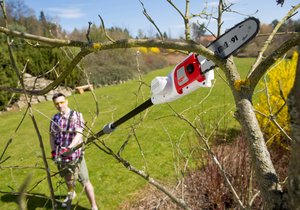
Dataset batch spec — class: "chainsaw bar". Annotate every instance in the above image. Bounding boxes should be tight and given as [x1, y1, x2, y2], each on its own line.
[198, 17, 260, 73]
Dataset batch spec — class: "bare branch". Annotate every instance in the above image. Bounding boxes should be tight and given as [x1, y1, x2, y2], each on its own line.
[171, 109, 246, 209]
[0, 26, 85, 47]
[132, 127, 149, 173]
[86, 21, 93, 42]
[166, 0, 185, 19]
[216, 0, 224, 37]
[248, 3, 300, 78]
[0, 139, 12, 164]
[3, 11, 57, 207]
[117, 153, 192, 210]
[98, 15, 116, 43]
[256, 31, 299, 37]
[139, 0, 163, 40]
[18, 174, 32, 210]
[287, 46, 300, 209]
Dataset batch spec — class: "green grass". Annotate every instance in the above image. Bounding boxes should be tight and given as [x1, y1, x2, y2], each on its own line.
[0, 57, 255, 209]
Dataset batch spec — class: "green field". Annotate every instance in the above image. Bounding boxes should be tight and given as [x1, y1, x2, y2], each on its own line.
[0, 57, 255, 209]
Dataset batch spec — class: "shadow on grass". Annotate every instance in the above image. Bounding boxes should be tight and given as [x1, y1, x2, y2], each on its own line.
[1, 193, 89, 210]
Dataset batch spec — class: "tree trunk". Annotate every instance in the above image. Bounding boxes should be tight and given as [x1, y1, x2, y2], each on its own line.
[224, 58, 283, 209]
[235, 94, 284, 209]
[287, 47, 300, 209]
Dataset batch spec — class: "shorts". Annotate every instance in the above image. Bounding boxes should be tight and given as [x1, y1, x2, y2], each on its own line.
[58, 156, 90, 184]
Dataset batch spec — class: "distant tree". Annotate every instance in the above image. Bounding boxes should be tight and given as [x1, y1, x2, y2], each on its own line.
[137, 29, 146, 39]
[38, 11, 46, 23]
[163, 32, 168, 40]
[6, 0, 34, 20]
[271, 19, 279, 28]
[293, 19, 300, 32]
[191, 22, 206, 41]
[38, 11, 48, 36]
[271, 18, 299, 32]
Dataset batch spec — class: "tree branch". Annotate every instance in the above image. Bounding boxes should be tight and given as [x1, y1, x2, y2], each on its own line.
[248, 32, 300, 92]
[139, 0, 163, 39]
[248, 3, 300, 77]
[287, 46, 300, 209]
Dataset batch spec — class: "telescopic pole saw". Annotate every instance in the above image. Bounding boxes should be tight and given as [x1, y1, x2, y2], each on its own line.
[71, 17, 260, 152]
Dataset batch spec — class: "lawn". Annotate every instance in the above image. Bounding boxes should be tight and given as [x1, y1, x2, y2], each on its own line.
[0, 57, 255, 209]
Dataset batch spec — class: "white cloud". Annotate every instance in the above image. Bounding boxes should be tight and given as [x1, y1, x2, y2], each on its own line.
[47, 8, 84, 19]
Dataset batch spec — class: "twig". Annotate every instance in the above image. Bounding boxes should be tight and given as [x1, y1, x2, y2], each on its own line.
[117, 132, 132, 156]
[98, 15, 116, 43]
[171, 107, 246, 209]
[132, 127, 149, 173]
[248, 3, 300, 77]
[86, 21, 93, 42]
[256, 31, 299, 37]
[0, 139, 12, 164]
[0, 165, 45, 170]
[139, 0, 163, 40]
[115, 153, 192, 209]
[18, 174, 32, 210]
[160, 121, 182, 179]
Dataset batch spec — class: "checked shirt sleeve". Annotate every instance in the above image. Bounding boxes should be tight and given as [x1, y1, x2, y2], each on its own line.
[74, 112, 85, 133]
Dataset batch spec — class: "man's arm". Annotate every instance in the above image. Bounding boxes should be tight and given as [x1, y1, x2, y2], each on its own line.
[68, 112, 84, 150]
[50, 133, 56, 151]
[49, 121, 57, 159]
[67, 131, 82, 149]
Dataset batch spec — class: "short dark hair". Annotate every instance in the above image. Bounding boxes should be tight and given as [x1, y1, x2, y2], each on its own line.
[52, 92, 66, 101]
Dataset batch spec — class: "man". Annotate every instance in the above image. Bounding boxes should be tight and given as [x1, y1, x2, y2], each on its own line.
[50, 92, 98, 210]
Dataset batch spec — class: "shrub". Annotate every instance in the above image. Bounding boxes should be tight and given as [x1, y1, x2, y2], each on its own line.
[138, 47, 148, 54]
[137, 47, 160, 54]
[0, 42, 18, 110]
[83, 48, 168, 86]
[149, 47, 160, 54]
[183, 133, 289, 209]
[184, 137, 262, 209]
[255, 51, 298, 147]
[121, 135, 274, 209]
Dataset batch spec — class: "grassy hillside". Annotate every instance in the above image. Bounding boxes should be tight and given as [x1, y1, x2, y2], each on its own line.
[0, 57, 255, 209]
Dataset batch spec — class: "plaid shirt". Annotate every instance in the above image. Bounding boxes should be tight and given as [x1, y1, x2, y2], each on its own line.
[50, 110, 84, 162]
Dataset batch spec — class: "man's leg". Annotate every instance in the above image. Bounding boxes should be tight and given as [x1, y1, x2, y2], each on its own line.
[60, 165, 77, 208]
[78, 157, 98, 209]
[84, 181, 98, 209]
[65, 173, 76, 192]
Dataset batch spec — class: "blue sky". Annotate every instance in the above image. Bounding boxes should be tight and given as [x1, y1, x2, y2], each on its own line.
[22, 0, 300, 38]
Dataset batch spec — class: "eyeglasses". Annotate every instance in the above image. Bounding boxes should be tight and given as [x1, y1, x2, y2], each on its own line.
[54, 101, 66, 106]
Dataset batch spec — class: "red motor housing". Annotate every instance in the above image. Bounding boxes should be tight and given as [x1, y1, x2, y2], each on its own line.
[173, 53, 205, 94]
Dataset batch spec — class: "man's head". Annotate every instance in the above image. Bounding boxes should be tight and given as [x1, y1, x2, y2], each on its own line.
[52, 93, 69, 113]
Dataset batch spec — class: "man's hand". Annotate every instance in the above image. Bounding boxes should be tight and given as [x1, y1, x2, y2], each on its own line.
[59, 147, 70, 156]
[51, 151, 56, 160]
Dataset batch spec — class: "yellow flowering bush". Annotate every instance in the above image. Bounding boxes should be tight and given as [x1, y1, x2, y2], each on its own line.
[137, 47, 160, 54]
[149, 47, 160, 54]
[255, 51, 298, 148]
[138, 47, 148, 54]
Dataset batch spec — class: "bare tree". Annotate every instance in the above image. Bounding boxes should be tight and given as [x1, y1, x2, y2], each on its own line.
[0, 0, 300, 209]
